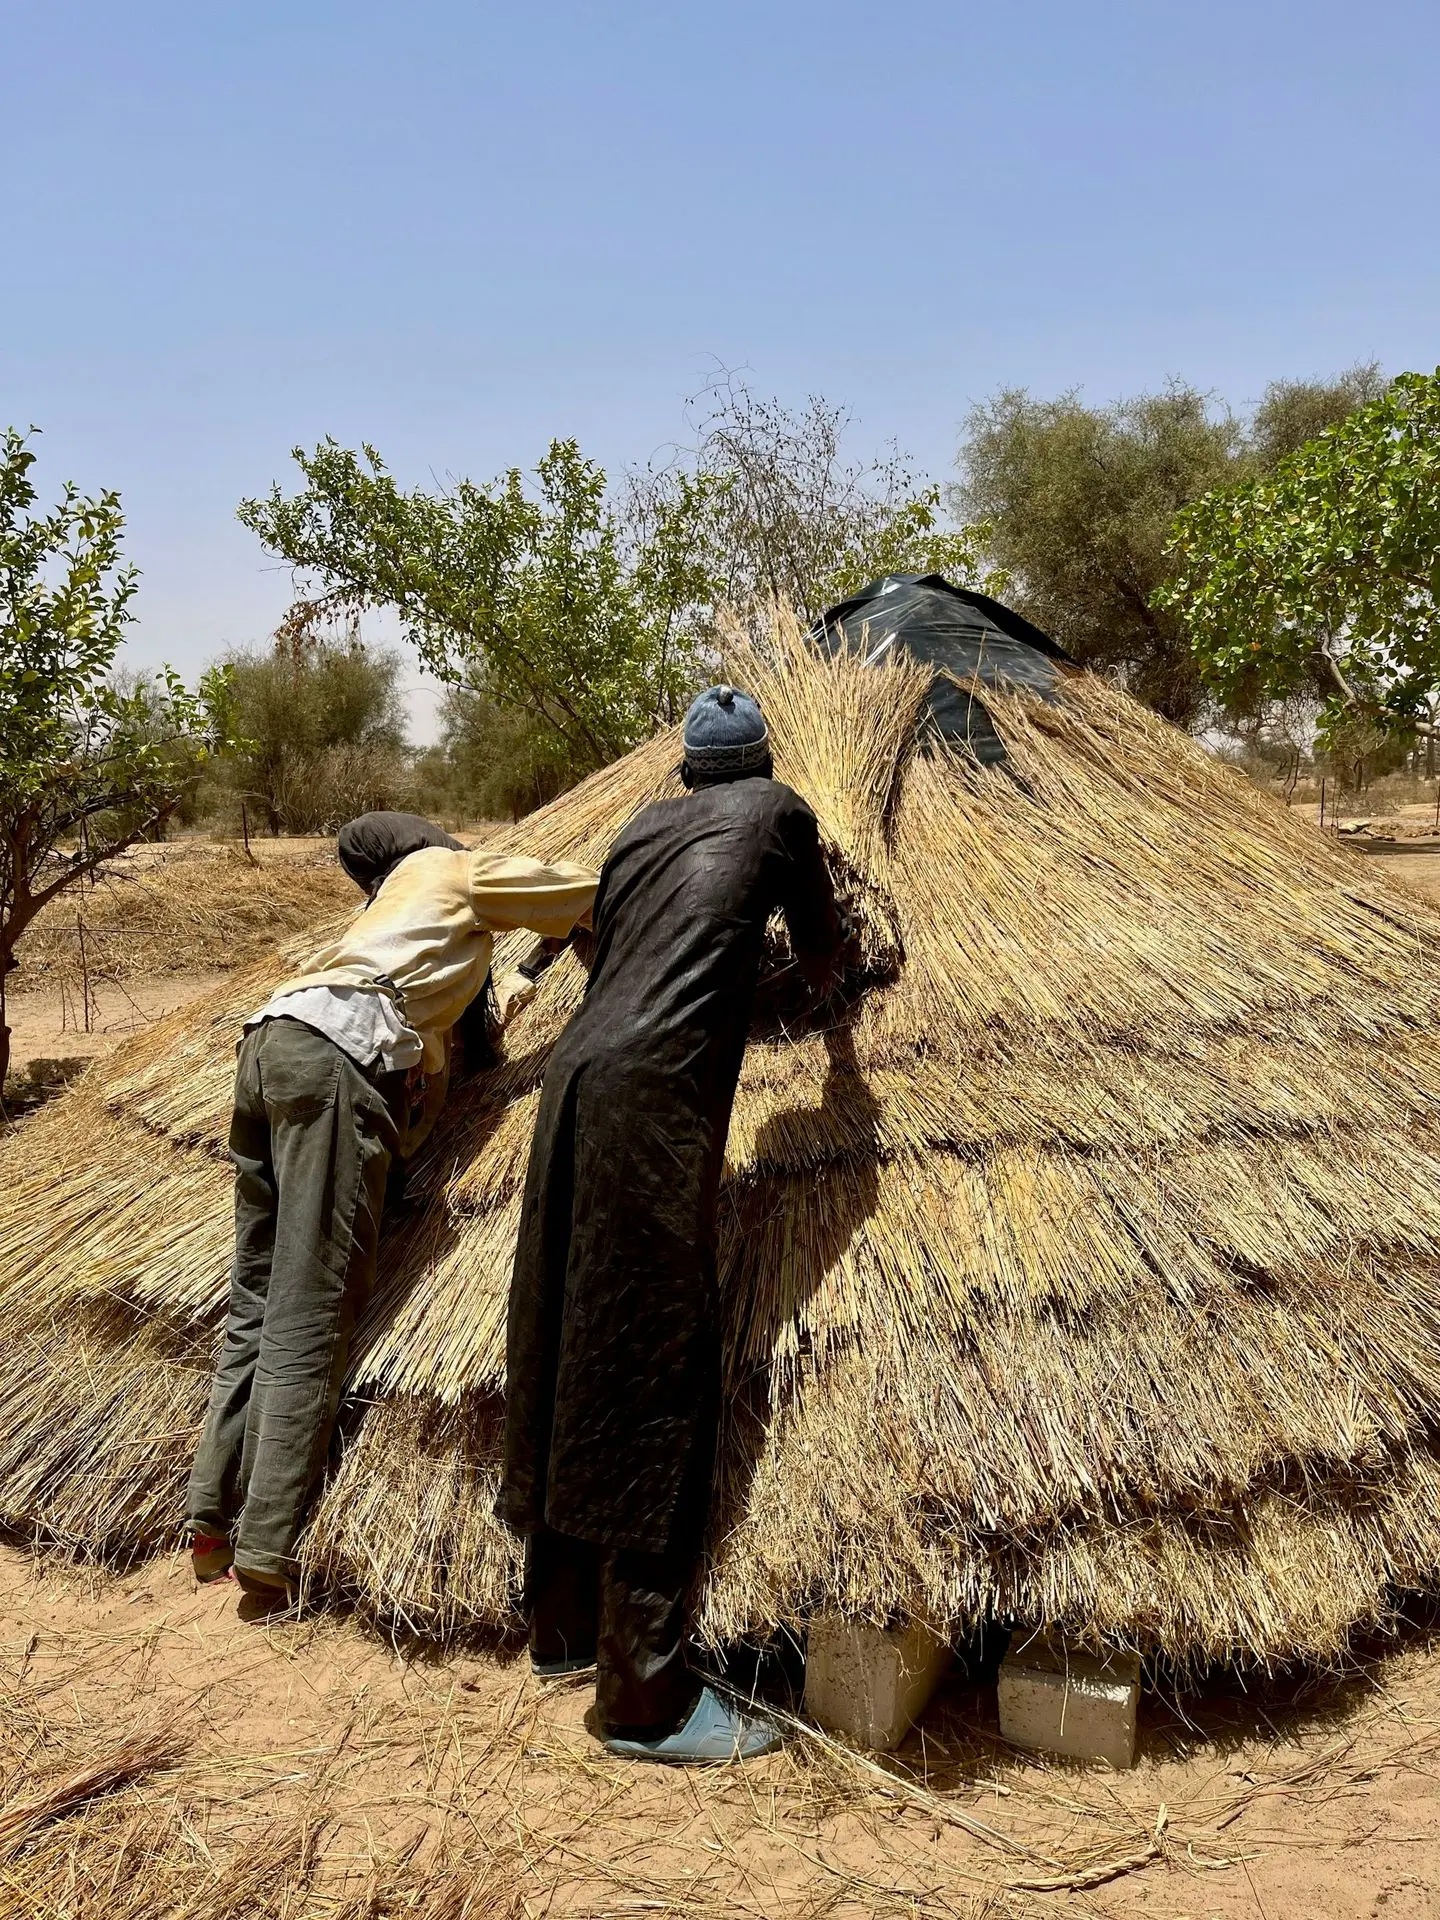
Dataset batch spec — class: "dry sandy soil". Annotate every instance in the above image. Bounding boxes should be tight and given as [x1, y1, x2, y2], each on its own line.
[5, 1545, 1440, 1917]
[7, 827, 1440, 1915]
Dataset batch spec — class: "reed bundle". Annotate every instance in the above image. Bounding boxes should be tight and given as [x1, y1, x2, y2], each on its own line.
[6, 607, 1440, 1667]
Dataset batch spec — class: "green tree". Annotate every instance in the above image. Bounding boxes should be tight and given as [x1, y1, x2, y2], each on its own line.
[410, 686, 571, 824]
[0, 427, 235, 1095]
[1157, 369, 1440, 749]
[218, 625, 409, 834]
[956, 370, 1388, 727]
[1249, 363, 1389, 467]
[239, 439, 721, 781]
[956, 385, 1242, 725]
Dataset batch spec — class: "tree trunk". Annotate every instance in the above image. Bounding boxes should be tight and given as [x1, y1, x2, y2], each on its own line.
[0, 947, 9, 1100]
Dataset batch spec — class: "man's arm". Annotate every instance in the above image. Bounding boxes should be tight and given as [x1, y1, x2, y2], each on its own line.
[776, 801, 847, 999]
[467, 850, 599, 939]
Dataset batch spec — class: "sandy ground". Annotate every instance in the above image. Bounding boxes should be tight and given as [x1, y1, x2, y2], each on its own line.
[6, 1545, 1440, 1917]
[3, 972, 233, 1081]
[1355, 846, 1440, 910]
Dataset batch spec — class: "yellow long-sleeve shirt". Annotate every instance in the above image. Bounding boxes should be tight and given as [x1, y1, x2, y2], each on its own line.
[264, 845, 597, 1072]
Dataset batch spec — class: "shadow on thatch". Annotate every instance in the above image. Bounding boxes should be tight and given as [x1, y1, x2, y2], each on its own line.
[350, 1045, 550, 1367]
[712, 1018, 882, 1563]
[0, 1055, 91, 1125]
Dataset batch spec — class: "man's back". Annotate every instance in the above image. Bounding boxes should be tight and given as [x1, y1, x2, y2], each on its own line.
[562, 778, 839, 1106]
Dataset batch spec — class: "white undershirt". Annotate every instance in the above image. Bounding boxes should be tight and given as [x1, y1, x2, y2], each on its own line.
[245, 983, 424, 1072]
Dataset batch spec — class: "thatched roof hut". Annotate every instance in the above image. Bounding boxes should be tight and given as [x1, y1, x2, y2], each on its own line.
[6, 579, 1440, 1669]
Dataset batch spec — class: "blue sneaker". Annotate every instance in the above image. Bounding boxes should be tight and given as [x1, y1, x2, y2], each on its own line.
[604, 1687, 783, 1764]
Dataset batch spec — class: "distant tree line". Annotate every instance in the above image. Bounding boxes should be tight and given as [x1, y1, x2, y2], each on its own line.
[9, 366, 1436, 1096]
[232, 360, 1426, 822]
[9, 355, 1440, 883]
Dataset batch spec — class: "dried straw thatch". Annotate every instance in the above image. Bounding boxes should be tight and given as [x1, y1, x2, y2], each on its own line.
[7, 600, 1440, 1668]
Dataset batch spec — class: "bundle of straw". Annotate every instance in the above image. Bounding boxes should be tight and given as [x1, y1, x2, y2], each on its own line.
[8, 606, 1440, 1667]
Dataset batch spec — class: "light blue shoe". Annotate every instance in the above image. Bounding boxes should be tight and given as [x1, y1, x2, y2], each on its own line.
[604, 1686, 783, 1764]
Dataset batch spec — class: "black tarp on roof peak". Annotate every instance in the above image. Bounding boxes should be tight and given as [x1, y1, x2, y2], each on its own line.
[811, 573, 1077, 765]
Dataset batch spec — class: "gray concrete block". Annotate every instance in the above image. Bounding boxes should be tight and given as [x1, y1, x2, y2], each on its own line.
[804, 1614, 952, 1751]
[997, 1631, 1140, 1768]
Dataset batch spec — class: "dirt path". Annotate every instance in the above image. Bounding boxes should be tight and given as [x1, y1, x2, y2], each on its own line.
[4, 1546, 1440, 1916]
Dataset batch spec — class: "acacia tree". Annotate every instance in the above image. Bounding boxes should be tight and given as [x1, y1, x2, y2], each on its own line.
[956, 385, 1243, 726]
[219, 628, 409, 834]
[1157, 370, 1440, 748]
[0, 428, 235, 1096]
[239, 438, 722, 779]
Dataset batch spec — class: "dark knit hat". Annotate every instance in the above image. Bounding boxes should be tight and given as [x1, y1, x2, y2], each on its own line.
[682, 683, 770, 775]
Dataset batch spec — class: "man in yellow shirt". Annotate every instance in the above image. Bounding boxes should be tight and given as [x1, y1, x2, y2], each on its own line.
[187, 812, 596, 1607]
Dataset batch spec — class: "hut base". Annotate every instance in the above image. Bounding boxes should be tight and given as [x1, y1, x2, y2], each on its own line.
[803, 1614, 952, 1751]
[998, 1632, 1140, 1768]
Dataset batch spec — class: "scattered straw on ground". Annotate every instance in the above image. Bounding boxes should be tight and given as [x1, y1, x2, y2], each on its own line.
[5, 1548, 1440, 1918]
[10, 838, 354, 995]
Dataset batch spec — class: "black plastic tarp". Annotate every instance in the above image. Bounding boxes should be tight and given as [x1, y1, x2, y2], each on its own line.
[811, 574, 1076, 765]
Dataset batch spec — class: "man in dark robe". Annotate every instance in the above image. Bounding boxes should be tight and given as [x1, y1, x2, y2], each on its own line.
[502, 684, 846, 1762]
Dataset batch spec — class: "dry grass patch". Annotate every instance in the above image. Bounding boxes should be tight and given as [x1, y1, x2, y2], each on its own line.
[11, 840, 354, 994]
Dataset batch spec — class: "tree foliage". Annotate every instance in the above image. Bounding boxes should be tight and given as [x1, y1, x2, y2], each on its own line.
[216, 624, 410, 834]
[1158, 369, 1440, 746]
[239, 387, 990, 802]
[956, 386, 1243, 725]
[956, 369, 1388, 728]
[0, 427, 235, 1093]
[1248, 363, 1389, 468]
[668, 373, 994, 627]
[411, 687, 571, 825]
[239, 439, 720, 778]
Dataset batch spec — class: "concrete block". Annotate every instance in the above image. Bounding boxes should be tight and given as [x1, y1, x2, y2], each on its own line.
[804, 1614, 952, 1751]
[997, 1631, 1140, 1769]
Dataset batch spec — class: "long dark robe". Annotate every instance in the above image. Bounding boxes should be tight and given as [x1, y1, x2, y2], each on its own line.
[501, 777, 844, 1554]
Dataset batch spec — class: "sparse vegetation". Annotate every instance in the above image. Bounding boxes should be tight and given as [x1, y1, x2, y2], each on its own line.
[212, 623, 410, 835]
[0, 428, 237, 1094]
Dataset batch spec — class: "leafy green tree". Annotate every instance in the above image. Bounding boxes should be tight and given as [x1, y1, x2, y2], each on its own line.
[0, 427, 235, 1094]
[218, 626, 409, 834]
[1157, 369, 1440, 748]
[239, 439, 721, 780]
[956, 371, 1389, 728]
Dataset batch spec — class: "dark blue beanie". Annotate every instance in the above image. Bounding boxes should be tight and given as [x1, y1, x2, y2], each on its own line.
[682, 684, 770, 774]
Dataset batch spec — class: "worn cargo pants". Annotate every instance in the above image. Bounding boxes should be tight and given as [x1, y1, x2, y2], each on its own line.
[186, 1017, 399, 1582]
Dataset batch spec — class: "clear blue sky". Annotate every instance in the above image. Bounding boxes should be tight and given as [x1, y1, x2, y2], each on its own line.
[4, 0, 1437, 736]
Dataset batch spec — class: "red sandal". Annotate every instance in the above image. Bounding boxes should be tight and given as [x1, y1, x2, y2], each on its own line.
[190, 1533, 235, 1583]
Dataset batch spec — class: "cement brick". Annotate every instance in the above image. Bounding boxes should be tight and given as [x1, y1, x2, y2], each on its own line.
[804, 1615, 952, 1751]
[997, 1632, 1140, 1768]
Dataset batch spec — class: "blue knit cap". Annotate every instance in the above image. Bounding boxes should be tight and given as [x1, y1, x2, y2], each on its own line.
[682, 683, 770, 774]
